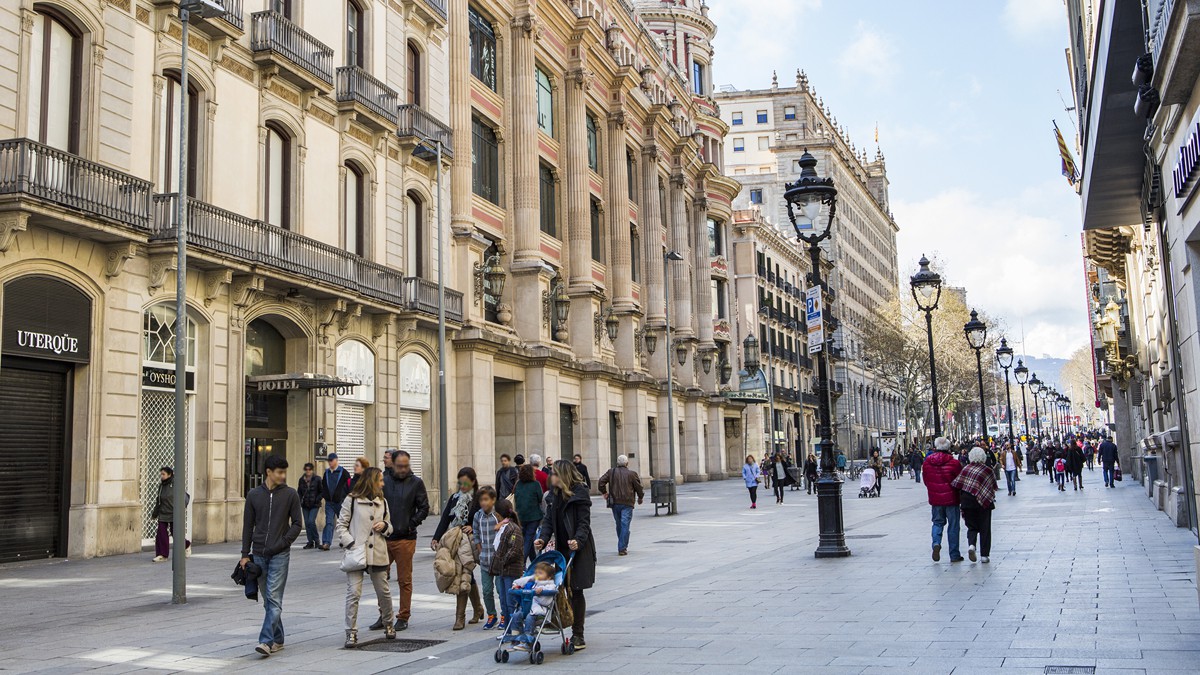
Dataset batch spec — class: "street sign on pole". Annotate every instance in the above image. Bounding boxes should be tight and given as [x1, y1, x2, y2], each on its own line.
[806, 286, 824, 353]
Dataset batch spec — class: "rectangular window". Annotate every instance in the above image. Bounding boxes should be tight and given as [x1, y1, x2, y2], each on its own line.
[711, 279, 727, 319]
[731, 111, 743, 126]
[590, 199, 603, 261]
[692, 61, 705, 96]
[749, 189, 762, 204]
[626, 149, 638, 204]
[468, 6, 497, 91]
[707, 217, 723, 257]
[586, 114, 599, 172]
[630, 224, 641, 283]
[756, 110, 768, 124]
[28, 11, 81, 153]
[734, 168, 746, 175]
[472, 115, 499, 204]
[346, 1, 363, 67]
[539, 162, 556, 236]
[784, 106, 796, 120]
[732, 138, 744, 152]
[758, 136, 769, 150]
[536, 67, 553, 136]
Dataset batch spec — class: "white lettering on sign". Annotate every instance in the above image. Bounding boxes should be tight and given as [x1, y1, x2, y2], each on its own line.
[399, 353, 431, 410]
[336, 340, 376, 404]
[15, 330, 79, 355]
[148, 370, 176, 385]
[1174, 121, 1200, 199]
[258, 379, 299, 391]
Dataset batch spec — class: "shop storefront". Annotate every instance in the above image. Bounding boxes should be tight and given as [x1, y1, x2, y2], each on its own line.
[335, 340, 375, 463]
[398, 353, 431, 478]
[0, 275, 91, 563]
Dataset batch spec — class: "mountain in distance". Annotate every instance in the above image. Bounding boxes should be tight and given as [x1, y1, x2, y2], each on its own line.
[1016, 354, 1068, 391]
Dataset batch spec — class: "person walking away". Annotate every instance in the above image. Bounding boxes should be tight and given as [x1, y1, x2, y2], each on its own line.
[151, 467, 190, 562]
[432, 467, 484, 630]
[760, 456, 771, 491]
[951, 447, 998, 563]
[514, 464, 544, 564]
[803, 452, 819, 494]
[496, 454, 518, 500]
[472, 486, 501, 629]
[910, 447, 923, 483]
[297, 463, 323, 550]
[1054, 453, 1067, 491]
[573, 454, 592, 488]
[768, 452, 795, 503]
[534, 460, 595, 652]
[321, 454, 352, 551]
[923, 437, 964, 563]
[240, 454, 302, 657]
[490, 499, 524, 630]
[1098, 436, 1119, 487]
[835, 450, 848, 475]
[1068, 442, 1085, 491]
[1000, 443, 1021, 496]
[1085, 440, 1095, 470]
[597, 454, 644, 555]
[742, 455, 762, 508]
[869, 450, 885, 496]
[528, 454, 549, 492]
[374, 449, 428, 633]
[335, 467, 396, 647]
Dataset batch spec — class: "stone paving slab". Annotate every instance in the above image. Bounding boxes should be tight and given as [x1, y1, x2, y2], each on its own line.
[1, 469, 1199, 673]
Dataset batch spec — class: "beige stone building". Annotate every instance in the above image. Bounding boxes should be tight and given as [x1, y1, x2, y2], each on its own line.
[0, 0, 455, 562]
[715, 71, 902, 459]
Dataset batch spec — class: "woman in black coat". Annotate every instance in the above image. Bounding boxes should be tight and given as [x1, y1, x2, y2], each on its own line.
[535, 459, 595, 652]
[430, 467, 484, 627]
[766, 452, 796, 503]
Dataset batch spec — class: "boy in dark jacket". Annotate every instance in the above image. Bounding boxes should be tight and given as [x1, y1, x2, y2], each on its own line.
[240, 454, 301, 657]
[491, 499, 525, 625]
[297, 463, 323, 549]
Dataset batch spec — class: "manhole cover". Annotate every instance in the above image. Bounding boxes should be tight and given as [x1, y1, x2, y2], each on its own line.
[654, 540, 694, 544]
[356, 638, 446, 653]
[1044, 667, 1095, 674]
[845, 534, 886, 539]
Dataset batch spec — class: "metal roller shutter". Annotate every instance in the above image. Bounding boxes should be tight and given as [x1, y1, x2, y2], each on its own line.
[0, 364, 68, 563]
[335, 401, 366, 463]
[399, 409, 423, 478]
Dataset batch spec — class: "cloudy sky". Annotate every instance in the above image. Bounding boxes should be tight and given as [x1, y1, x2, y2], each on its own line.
[709, 0, 1088, 359]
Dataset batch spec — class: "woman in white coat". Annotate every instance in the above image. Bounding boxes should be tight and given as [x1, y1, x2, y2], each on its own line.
[335, 466, 395, 647]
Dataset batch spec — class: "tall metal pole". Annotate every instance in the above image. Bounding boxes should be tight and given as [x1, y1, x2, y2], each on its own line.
[1019, 383, 1032, 471]
[809, 240, 849, 558]
[1033, 393, 1044, 445]
[1002, 367, 1014, 442]
[171, 6, 190, 606]
[663, 252, 677, 513]
[763, 309, 776, 460]
[436, 142, 449, 506]
[922, 310, 942, 438]
[974, 349, 987, 441]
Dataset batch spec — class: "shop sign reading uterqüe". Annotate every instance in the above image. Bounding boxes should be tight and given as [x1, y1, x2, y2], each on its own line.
[2, 276, 92, 364]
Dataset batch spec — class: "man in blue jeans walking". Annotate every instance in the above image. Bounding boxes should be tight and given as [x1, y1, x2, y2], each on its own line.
[320, 453, 351, 551]
[922, 437, 963, 563]
[597, 455, 644, 556]
[240, 454, 302, 657]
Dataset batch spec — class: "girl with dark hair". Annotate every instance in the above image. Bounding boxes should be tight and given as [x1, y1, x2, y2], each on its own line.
[432, 467, 484, 630]
[151, 467, 190, 562]
[534, 460, 595, 652]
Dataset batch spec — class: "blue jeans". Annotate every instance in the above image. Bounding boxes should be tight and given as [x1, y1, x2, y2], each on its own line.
[252, 551, 290, 646]
[1005, 469, 1017, 494]
[498, 575, 516, 617]
[323, 502, 340, 546]
[302, 507, 320, 546]
[913, 466, 922, 483]
[522, 522, 539, 564]
[1103, 466, 1115, 485]
[509, 607, 540, 640]
[930, 505, 961, 560]
[611, 504, 633, 553]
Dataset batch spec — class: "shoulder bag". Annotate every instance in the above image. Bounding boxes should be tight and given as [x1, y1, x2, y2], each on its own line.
[339, 499, 367, 573]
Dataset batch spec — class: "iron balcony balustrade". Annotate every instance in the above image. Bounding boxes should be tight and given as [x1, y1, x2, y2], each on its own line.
[337, 66, 400, 131]
[250, 10, 335, 92]
[153, 0, 244, 38]
[397, 104, 454, 160]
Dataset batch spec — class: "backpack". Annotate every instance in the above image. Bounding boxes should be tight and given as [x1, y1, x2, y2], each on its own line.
[1054, 458, 1066, 473]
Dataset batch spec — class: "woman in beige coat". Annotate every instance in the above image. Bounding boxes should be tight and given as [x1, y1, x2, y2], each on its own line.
[335, 467, 395, 647]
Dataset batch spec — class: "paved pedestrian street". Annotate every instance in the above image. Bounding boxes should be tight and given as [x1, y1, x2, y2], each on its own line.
[1, 472, 1198, 675]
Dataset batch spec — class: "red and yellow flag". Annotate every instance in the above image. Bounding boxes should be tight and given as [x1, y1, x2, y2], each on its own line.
[1054, 121, 1078, 186]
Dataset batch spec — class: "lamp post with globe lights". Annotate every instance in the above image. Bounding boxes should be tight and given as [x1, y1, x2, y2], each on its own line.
[995, 338, 1016, 443]
[1014, 358, 1034, 470]
[1029, 373, 1044, 444]
[909, 256, 944, 438]
[963, 310, 989, 442]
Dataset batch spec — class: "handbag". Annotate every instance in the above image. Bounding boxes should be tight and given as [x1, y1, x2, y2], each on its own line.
[339, 498, 386, 573]
[1114, 466, 1123, 482]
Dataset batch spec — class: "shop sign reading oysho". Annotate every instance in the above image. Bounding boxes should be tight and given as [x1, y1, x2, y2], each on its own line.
[2, 276, 92, 364]
[336, 340, 375, 404]
[399, 353, 431, 411]
[142, 365, 196, 392]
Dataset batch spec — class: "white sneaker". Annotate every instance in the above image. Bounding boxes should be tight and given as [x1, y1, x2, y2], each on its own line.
[968, 545, 977, 562]
[255, 643, 272, 657]
[185, 548, 191, 558]
[981, 556, 990, 563]
[152, 556, 167, 563]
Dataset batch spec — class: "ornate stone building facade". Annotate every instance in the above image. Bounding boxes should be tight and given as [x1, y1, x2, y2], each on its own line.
[715, 71, 902, 458]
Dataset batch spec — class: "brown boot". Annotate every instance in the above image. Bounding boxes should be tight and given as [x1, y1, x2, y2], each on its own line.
[453, 592, 467, 631]
[468, 583, 484, 624]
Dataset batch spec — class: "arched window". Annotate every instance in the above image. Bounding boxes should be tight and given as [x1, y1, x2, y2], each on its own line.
[264, 123, 291, 229]
[344, 162, 366, 256]
[143, 304, 197, 367]
[26, 7, 81, 152]
[406, 41, 421, 106]
[406, 190, 425, 277]
[158, 72, 199, 196]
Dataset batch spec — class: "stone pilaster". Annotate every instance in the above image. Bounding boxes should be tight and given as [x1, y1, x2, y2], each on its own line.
[565, 68, 591, 289]
[508, 11, 543, 343]
[683, 399, 705, 481]
[640, 144, 665, 324]
[668, 173, 693, 338]
[447, 0, 472, 235]
[607, 111, 632, 308]
[707, 403, 726, 480]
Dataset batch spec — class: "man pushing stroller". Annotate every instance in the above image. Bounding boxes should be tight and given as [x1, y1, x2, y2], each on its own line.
[507, 562, 558, 649]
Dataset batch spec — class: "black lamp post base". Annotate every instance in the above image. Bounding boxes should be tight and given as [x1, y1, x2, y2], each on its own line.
[814, 473, 852, 558]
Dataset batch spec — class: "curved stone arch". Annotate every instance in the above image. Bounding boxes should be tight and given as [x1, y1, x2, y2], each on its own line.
[334, 332, 377, 357]
[244, 302, 315, 341]
[30, 0, 105, 42]
[340, 144, 377, 179]
[260, 104, 307, 149]
[396, 337, 438, 368]
[139, 297, 213, 328]
[154, 54, 218, 101]
[0, 257, 104, 304]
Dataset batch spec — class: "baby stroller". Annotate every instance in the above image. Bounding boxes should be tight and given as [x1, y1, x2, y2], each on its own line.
[494, 550, 575, 665]
[858, 466, 879, 498]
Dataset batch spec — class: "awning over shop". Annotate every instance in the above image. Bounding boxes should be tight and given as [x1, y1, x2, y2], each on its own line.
[726, 370, 769, 404]
[248, 373, 361, 397]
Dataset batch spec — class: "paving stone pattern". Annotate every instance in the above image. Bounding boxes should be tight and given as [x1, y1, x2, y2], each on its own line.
[0, 469, 1198, 674]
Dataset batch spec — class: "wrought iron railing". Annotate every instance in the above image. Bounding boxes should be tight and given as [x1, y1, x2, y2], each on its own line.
[0, 138, 153, 230]
[151, 194, 462, 321]
[1152, 0, 1176, 67]
[398, 104, 455, 157]
[250, 11, 334, 86]
[336, 66, 399, 125]
[420, 0, 448, 19]
[213, 0, 244, 30]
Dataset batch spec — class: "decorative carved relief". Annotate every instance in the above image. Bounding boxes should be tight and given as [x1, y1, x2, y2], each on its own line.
[338, 303, 363, 334]
[231, 274, 265, 308]
[203, 269, 232, 307]
[0, 212, 29, 253]
[147, 254, 177, 294]
[104, 242, 138, 279]
[371, 313, 395, 343]
[315, 298, 348, 344]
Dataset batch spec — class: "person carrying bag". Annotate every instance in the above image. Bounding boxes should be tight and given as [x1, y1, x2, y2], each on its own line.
[334, 467, 396, 647]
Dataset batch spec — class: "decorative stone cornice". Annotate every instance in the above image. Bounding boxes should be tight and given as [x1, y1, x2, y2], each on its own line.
[203, 269, 232, 307]
[104, 242, 138, 279]
[315, 298, 348, 344]
[230, 274, 265, 308]
[0, 212, 29, 253]
[147, 254, 177, 294]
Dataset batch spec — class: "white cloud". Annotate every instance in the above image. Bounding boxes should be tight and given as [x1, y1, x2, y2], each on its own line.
[838, 22, 895, 82]
[709, 0, 822, 89]
[1003, 0, 1064, 37]
[892, 182, 1090, 359]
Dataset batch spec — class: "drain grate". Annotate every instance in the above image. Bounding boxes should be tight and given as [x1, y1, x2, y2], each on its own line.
[356, 638, 446, 653]
[654, 540, 694, 544]
[1044, 667, 1095, 674]
[845, 534, 887, 539]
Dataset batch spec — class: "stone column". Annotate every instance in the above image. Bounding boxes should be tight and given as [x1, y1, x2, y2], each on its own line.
[668, 173, 693, 337]
[707, 402, 726, 480]
[683, 398, 704, 481]
[692, 194, 716, 391]
[565, 69, 597, 358]
[507, 11, 543, 343]
[607, 112, 632, 307]
[447, 0, 472, 234]
[641, 145, 665, 324]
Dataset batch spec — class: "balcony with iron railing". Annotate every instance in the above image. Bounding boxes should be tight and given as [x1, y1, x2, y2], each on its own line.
[150, 194, 462, 322]
[397, 104, 454, 160]
[153, 0, 244, 38]
[0, 138, 153, 233]
[404, 0, 447, 24]
[337, 66, 399, 131]
[250, 10, 334, 92]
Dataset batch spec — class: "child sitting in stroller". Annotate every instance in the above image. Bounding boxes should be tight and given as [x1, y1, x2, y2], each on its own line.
[507, 562, 558, 649]
[858, 466, 879, 498]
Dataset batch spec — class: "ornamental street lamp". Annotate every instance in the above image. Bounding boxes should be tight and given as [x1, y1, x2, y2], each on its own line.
[1029, 373, 1044, 444]
[784, 150, 850, 558]
[963, 309, 989, 442]
[1060, 395, 1071, 438]
[909, 255, 944, 438]
[1014, 358, 1034, 471]
[995, 337, 1015, 443]
[719, 357, 733, 385]
[662, 250, 685, 511]
[759, 304, 778, 458]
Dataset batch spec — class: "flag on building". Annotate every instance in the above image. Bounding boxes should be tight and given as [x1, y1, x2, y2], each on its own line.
[1054, 121, 1079, 186]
